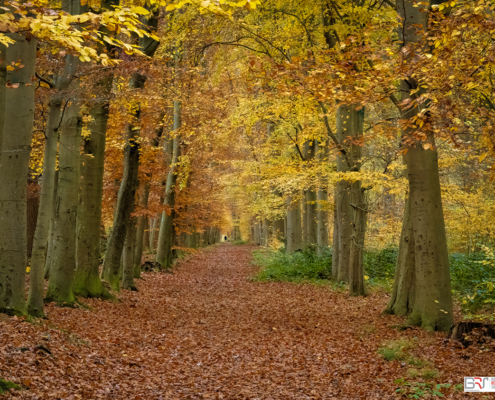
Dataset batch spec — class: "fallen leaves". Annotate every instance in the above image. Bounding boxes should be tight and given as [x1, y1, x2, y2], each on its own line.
[0, 245, 492, 399]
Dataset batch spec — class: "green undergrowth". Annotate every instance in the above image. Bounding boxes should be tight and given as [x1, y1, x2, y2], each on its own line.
[378, 339, 454, 398]
[0, 378, 22, 394]
[252, 246, 495, 313]
[233, 239, 249, 245]
[252, 248, 334, 284]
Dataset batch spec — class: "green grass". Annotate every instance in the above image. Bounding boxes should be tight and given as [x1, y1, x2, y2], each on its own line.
[377, 338, 415, 361]
[0, 378, 21, 394]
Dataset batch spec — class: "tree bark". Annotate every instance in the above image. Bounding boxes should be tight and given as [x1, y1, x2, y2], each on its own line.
[304, 141, 317, 247]
[387, 0, 453, 331]
[44, 170, 59, 279]
[133, 183, 149, 278]
[122, 217, 137, 290]
[385, 195, 416, 315]
[74, 101, 110, 298]
[27, 99, 61, 316]
[101, 119, 140, 291]
[286, 196, 303, 253]
[45, 99, 82, 305]
[349, 181, 367, 296]
[316, 140, 329, 254]
[156, 113, 181, 268]
[0, 33, 37, 314]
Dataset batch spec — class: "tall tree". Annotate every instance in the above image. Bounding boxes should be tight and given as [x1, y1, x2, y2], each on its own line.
[384, 0, 453, 331]
[0, 32, 37, 314]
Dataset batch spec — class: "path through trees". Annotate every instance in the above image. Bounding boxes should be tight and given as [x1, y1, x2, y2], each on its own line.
[0, 245, 491, 399]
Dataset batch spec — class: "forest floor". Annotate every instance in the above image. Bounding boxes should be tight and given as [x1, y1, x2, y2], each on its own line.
[0, 244, 493, 399]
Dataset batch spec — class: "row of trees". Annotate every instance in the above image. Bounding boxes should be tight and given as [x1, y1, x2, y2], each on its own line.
[219, 0, 495, 332]
[1, 0, 494, 333]
[0, 0, 250, 318]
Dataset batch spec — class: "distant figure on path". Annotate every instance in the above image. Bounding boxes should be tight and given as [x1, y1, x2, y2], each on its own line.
[224, 236, 227, 241]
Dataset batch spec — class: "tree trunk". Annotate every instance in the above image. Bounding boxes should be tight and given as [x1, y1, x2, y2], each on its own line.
[26, 192, 39, 259]
[149, 217, 156, 253]
[0, 33, 37, 314]
[122, 217, 137, 290]
[143, 217, 150, 254]
[74, 101, 109, 298]
[27, 99, 61, 317]
[334, 104, 364, 283]
[102, 120, 140, 291]
[316, 140, 329, 254]
[331, 192, 339, 279]
[387, 0, 453, 331]
[385, 196, 416, 315]
[156, 113, 181, 269]
[286, 196, 303, 253]
[133, 183, 149, 278]
[304, 141, 317, 247]
[349, 181, 367, 296]
[44, 170, 59, 279]
[45, 99, 82, 305]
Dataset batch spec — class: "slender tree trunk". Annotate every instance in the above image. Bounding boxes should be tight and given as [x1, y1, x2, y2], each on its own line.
[122, 217, 137, 290]
[331, 193, 339, 279]
[286, 196, 303, 253]
[143, 217, 150, 254]
[0, 33, 37, 314]
[149, 217, 156, 253]
[349, 181, 367, 296]
[27, 99, 61, 316]
[334, 105, 364, 283]
[304, 141, 317, 247]
[302, 194, 307, 246]
[133, 183, 149, 278]
[156, 120, 181, 269]
[316, 140, 329, 254]
[74, 101, 110, 298]
[44, 170, 59, 279]
[45, 100, 82, 304]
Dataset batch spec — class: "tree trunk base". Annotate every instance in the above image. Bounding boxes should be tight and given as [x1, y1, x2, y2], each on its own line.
[450, 322, 495, 346]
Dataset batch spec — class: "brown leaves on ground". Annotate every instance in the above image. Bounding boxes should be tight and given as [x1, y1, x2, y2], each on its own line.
[0, 245, 493, 399]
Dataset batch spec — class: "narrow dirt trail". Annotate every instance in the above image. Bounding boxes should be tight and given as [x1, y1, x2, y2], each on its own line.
[0, 245, 491, 399]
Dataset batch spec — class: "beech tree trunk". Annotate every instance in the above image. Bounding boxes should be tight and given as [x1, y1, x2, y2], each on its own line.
[304, 141, 317, 247]
[156, 108, 181, 269]
[74, 101, 109, 298]
[331, 193, 339, 278]
[386, 0, 453, 331]
[46, 99, 82, 305]
[385, 196, 416, 316]
[349, 181, 367, 296]
[102, 119, 140, 291]
[27, 98, 61, 316]
[44, 170, 59, 279]
[316, 140, 329, 254]
[133, 183, 149, 278]
[122, 217, 137, 290]
[333, 105, 364, 285]
[286, 196, 303, 253]
[0, 33, 37, 314]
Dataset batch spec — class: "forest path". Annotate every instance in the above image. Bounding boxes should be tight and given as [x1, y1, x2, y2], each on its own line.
[1, 244, 489, 399]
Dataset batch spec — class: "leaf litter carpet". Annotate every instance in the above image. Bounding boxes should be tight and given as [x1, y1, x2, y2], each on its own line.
[0, 244, 493, 399]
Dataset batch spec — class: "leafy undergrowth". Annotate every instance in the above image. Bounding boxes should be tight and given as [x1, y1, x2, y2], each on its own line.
[0, 244, 493, 399]
[254, 247, 495, 315]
